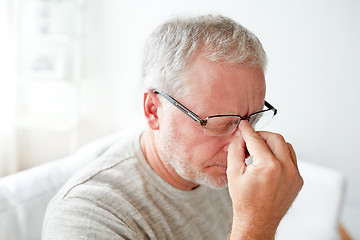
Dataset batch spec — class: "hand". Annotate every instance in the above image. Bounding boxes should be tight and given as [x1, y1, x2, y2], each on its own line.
[227, 121, 303, 240]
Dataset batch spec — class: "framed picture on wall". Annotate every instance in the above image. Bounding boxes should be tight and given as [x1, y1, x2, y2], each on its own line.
[22, 47, 67, 80]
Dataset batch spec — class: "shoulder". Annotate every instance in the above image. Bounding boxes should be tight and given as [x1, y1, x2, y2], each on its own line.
[42, 194, 141, 239]
[53, 128, 143, 201]
[43, 129, 147, 239]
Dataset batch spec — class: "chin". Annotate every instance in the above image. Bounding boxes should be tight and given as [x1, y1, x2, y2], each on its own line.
[166, 157, 229, 190]
[195, 174, 229, 190]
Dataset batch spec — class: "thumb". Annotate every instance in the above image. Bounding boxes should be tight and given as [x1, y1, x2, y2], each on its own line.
[227, 130, 247, 178]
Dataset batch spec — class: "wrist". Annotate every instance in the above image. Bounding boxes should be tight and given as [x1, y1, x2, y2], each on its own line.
[229, 214, 276, 240]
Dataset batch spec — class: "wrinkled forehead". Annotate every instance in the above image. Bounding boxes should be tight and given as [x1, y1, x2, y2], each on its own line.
[176, 56, 266, 116]
[187, 56, 265, 94]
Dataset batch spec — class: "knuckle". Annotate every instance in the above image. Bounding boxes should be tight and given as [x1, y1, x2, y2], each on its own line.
[272, 133, 285, 143]
[286, 143, 294, 152]
[293, 176, 304, 194]
[290, 169, 304, 192]
[298, 175, 304, 189]
[266, 158, 282, 173]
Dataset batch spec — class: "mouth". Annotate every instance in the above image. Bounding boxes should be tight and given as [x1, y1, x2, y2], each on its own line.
[215, 165, 227, 171]
[205, 164, 227, 173]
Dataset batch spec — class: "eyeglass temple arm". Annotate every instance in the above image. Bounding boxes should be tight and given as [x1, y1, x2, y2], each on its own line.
[153, 90, 206, 125]
[264, 101, 278, 115]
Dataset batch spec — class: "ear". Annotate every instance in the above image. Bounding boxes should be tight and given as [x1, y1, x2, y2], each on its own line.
[143, 90, 160, 130]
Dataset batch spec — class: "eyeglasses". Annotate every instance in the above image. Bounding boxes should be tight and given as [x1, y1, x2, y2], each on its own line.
[154, 90, 277, 136]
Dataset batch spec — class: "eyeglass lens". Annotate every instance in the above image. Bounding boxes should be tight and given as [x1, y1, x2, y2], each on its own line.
[204, 116, 241, 136]
[204, 110, 275, 136]
[249, 110, 275, 130]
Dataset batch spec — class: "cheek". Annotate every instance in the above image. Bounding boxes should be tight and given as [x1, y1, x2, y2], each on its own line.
[170, 113, 204, 142]
[163, 112, 229, 162]
[189, 138, 230, 165]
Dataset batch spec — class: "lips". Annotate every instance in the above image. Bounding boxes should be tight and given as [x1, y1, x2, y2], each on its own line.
[206, 165, 227, 172]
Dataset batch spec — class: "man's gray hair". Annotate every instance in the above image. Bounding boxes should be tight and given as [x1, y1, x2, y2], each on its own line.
[143, 14, 267, 97]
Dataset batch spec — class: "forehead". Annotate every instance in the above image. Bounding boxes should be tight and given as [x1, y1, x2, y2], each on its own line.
[181, 56, 266, 116]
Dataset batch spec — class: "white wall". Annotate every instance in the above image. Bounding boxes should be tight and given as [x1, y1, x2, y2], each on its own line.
[80, 0, 360, 237]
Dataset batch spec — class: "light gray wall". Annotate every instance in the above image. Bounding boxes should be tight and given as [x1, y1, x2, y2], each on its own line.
[80, 0, 360, 237]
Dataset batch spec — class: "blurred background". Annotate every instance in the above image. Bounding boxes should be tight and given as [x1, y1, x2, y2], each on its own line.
[0, 0, 359, 238]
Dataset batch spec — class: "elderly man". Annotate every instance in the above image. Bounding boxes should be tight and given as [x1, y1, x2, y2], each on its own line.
[43, 14, 303, 239]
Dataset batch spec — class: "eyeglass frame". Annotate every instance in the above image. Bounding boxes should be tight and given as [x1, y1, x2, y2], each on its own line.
[153, 90, 277, 133]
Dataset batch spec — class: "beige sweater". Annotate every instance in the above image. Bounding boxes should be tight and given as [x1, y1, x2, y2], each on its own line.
[42, 129, 232, 240]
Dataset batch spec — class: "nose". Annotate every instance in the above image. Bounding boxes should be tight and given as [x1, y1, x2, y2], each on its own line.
[234, 127, 241, 137]
[223, 127, 242, 153]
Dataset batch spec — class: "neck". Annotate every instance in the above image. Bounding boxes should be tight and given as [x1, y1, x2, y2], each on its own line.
[140, 128, 199, 191]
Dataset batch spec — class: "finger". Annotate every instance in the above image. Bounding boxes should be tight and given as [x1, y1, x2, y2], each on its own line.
[227, 129, 247, 177]
[256, 131, 294, 167]
[239, 120, 274, 165]
[287, 143, 298, 170]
